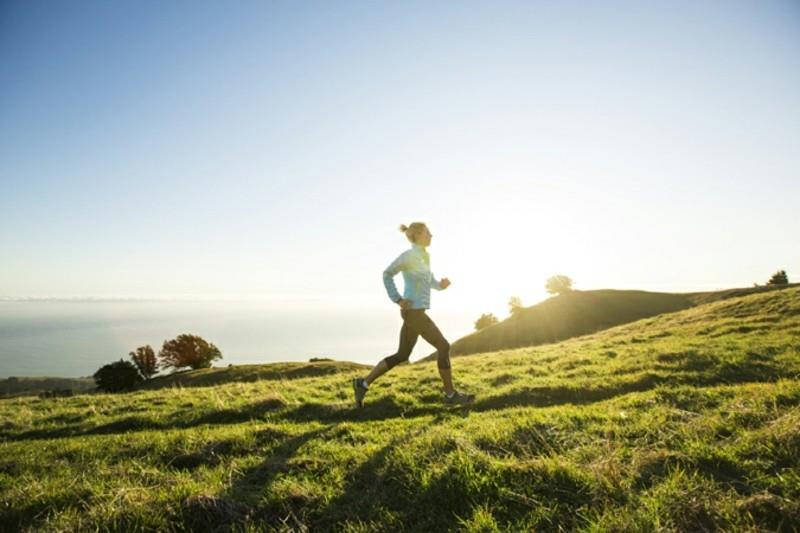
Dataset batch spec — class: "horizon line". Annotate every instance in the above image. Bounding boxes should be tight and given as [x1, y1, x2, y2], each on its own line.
[0, 282, 774, 303]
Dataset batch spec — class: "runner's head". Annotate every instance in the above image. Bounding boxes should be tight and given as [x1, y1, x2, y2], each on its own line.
[399, 222, 432, 246]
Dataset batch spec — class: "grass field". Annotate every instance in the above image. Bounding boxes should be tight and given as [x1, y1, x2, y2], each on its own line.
[1, 287, 799, 531]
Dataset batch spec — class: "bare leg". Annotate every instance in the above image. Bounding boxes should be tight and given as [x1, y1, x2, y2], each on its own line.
[438, 366, 455, 395]
[365, 359, 389, 386]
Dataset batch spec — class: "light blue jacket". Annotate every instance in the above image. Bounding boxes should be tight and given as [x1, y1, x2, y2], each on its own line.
[383, 243, 443, 309]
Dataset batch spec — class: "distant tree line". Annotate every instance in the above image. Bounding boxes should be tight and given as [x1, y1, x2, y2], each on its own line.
[93, 334, 222, 393]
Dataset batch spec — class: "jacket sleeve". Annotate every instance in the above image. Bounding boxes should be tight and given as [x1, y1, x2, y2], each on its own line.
[430, 272, 442, 290]
[383, 251, 408, 303]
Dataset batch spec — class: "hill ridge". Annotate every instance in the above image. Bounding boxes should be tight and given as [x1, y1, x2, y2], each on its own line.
[420, 283, 800, 363]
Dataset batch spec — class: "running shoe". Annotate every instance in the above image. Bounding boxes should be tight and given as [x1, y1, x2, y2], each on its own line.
[353, 377, 369, 408]
[443, 390, 475, 405]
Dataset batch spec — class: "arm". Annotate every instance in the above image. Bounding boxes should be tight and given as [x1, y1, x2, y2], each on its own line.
[382, 251, 408, 303]
[431, 272, 442, 290]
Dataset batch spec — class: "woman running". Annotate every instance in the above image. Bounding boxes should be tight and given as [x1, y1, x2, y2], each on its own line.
[353, 222, 475, 407]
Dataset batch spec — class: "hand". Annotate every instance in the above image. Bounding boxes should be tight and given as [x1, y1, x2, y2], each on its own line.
[440, 277, 451, 289]
[398, 298, 412, 309]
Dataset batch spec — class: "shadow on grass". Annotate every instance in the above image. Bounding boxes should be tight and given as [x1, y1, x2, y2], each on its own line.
[212, 424, 337, 529]
[1, 488, 95, 532]
[280, 395, 442, 423]
[269, 425, 468, 531]
[470, 373, 666, 411]
[295, 423, 595, 531]
[8, 354, 797, 442]
[280, 374, 668, 422]
[3, 396, 289, 441]
[632, 448, 753, 496]
[0, 374, 711, 442]
[5, 414, 163, 441]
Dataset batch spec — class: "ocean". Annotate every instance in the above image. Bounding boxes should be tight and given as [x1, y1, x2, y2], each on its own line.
[0, 300, 477, 378]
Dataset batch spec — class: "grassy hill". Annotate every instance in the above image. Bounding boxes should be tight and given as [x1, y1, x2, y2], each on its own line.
[420, 283, 800, 362]
[684, 282, 800, 306]
[136, 361, 370, 391]
[1, 287, 799, 531]
[421, 289, 694, 362]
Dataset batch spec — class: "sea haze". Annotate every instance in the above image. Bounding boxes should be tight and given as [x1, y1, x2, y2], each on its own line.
[0, 300, 476, 378]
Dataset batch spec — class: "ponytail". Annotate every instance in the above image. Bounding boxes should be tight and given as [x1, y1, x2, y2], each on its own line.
[398, 222, 427, 243]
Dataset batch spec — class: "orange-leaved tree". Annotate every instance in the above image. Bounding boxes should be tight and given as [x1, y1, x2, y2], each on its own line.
[158, 334, 222, 372]
[129, 345, 158, 379]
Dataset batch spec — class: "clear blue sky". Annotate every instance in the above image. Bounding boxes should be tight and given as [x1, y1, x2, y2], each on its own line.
[1, 1, 798, 317]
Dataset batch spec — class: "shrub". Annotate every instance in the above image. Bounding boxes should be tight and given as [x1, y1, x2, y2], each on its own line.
[546, 275, 574, 295]
[38, 389, 74, 399]
[474, 313, 499, 331]
[767, 270, 788, 286]
[129, 345, 158, 379]
[93, 359, 143, 393]
[159, 334, 222, 372]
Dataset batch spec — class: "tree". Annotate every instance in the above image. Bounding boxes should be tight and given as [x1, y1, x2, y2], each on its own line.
[508, 296, 523, 316]
[129, 345, 158, 379]
[474, 313, 499, 331]
[767, 270, 788, 286]
[158, 334, 222, 371]
[93, 359, 143, 393]
[546, 275, 574, 296]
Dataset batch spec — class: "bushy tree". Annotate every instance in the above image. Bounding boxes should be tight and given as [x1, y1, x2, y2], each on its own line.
[93, 359, 143, 393]
[508, 296, 523, 316]
[159, 334, 222, 371]
[474, 313, 499, 331]
[546, 275, 574, 295]
[129, 345, 157, 379]
[767, 270, 788, 286]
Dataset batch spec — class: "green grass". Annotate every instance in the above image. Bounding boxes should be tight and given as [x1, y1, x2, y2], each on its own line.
[423, 289, 696, 361]
[419, 283, 800, 361]
[2, 287, 799, 531]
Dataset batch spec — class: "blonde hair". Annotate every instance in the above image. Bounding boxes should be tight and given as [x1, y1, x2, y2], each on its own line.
[398, 222, 428, 243]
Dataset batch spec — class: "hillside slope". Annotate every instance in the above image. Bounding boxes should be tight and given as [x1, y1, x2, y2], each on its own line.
[421, 289, 694, 362]
[420, 283, 799, 363]
[1, 287, 798, 531]
[685, 281, 800, 306]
